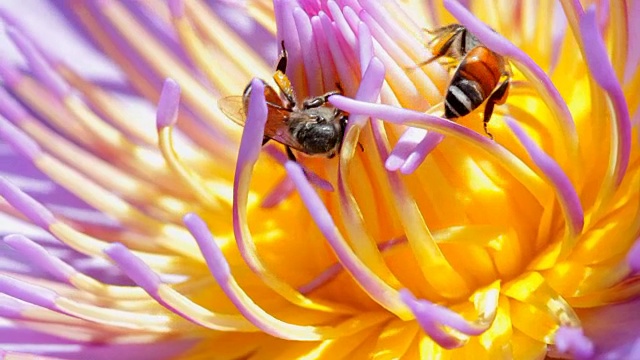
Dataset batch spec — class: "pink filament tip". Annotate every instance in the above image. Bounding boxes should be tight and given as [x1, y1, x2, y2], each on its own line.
[156, 78, 182, 129]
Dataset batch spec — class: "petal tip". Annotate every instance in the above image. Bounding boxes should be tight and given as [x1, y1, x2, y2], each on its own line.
[627, 238, 640, 273]
[0, 118, 42, 160]
[555, 326, 595, 360]
[168, 0, 185, 18]
[157, 78, 181, 129]
[105, 242, 162, 292]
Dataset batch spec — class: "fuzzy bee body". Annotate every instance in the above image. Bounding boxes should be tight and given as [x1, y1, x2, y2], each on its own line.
[444, 46, 509, 120]
[420, 24, 511, 138]
[220, 42, 347, 159]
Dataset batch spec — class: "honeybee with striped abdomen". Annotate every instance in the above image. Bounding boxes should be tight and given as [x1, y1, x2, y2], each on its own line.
[419, 24, 511, 139]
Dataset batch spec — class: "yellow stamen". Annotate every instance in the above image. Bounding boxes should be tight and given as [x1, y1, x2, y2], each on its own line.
[370, 121, 470, 299]
[93, 1, 239, 137]
[171, 9, 247, 96]
[502, 272, 580, 330]
[337, 124, 404, 291]
[11, 77, 93, 142]
[247, 0, 277, 35]
[54, 297, 182, 332]
[48, 222, 187, 272]
[371, 319, 420, 359]
[158, 126, 226, 210]
[154, 284, 258, 331]
[69, 3, 160, 99]
[185, 1, 273, 82]
[20, 121, 192, 223]
[57, 64, 158, 146]
[609, 1, 629, 81]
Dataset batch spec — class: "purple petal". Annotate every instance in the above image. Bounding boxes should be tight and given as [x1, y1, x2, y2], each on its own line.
[399, 133, 444, 174]
[384, 129, 432, 171]
[292, 7, 323, 95]
[625, 0, 640, 81]
[168, 0, 185, 18]
[318, 11, 359, 94]
[506, 118, 584, 236]
[355, 57, 385, 103]
[183, 213, 230, 281]
[0, 274, 57, 309]
[0, 86, 28, 123]
[579, 299, 640, 359]
[0, 117, 42, 160]
[231, 78, 271, 273]
[399, 289, 464, 349]
[105, 236, 249, 331]
[310, 15, 339, 90]
[6, 26, 70, 99]
[234, 78, 267, 172]
[285, 160, 409, 318]
[3, 234, 74, 282]
[156, 78, 181, 129]
[328, 2, 356, 52]
[628, 238, 640, 273]
[184, 212, 299, 338]
[263, 143, 334, 192]
[549, 2, 568, 73]
[0, 54, 24, 87]
[260, 176, 296, 208]
[355, 9, 434, 109]
[578, 6, 631, 185]
[0, 177, 56, 228]
[0, 293, 29, 318]
[297, 261, 342, 295]
[298, 234, 407, 295]
[357, 21, 373, 73]
[103, 243, 161, 292]
[0, 334, 195, 360]
[554, 326, 595, 360]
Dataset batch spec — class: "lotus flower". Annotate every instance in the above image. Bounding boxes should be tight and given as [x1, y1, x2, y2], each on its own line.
[0, 0, 638, 359]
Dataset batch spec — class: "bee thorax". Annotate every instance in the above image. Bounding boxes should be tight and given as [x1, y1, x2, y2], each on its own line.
[290, 119, 341, 155]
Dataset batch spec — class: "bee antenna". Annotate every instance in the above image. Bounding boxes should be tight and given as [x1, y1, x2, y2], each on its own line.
[276, 40, 288, 74]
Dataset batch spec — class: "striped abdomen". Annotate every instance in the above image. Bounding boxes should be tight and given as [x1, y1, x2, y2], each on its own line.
[444, 46, 504, 119]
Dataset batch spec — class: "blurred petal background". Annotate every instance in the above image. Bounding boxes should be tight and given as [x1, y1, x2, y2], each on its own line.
[0, 0, 638, 359]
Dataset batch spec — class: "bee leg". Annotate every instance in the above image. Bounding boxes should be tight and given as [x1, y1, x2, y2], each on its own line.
[483, 78, 510, 140]
[411, 27, 464, 70]
[285, 146, 297, 162]
[482, 102, 495, 140]
[409, 55, 441, 70]
[440, 58, 459, 71]
[303, 90, 341, 109]
[276, 40, 288, 74]
[273, 41, 297, 108]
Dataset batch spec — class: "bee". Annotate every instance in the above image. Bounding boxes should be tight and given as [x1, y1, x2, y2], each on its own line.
[219, 41, 347, 160]
[418, 24, 511, 139]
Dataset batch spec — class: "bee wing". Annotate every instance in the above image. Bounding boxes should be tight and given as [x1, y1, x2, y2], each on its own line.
[218, 96, 247, 125]
[219, 83, 284, 126]
[219, 95, 305, 151]
[262, 107, 306, 152]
